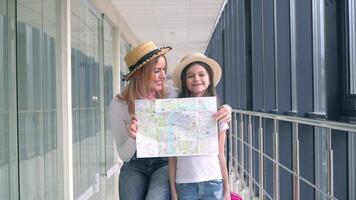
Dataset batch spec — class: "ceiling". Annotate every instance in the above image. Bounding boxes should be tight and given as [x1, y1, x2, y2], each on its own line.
[110, 0, 226, 77]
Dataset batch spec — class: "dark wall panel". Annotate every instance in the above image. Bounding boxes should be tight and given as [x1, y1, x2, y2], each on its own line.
[251, 0, 264, 111]
[295, 0, 313, 116]
[275, 0, 291, 113]
[262, 0, 275, 112]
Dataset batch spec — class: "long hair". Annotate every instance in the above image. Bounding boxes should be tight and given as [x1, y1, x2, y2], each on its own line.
[118, 55, 168, 114]
[178, 61, 216, 98]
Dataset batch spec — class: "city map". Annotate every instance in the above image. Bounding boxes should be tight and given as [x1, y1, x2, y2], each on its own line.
[135, 97, 219, 158]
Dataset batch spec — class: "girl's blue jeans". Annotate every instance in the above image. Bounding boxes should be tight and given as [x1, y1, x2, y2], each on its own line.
[119, 156, 170, 200]
[176, 180, 223, 200]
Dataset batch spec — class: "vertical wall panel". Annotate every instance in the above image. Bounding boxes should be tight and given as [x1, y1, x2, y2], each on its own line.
[223, 5, 229, 105]
[294, 1, 315, 200]
[244, 0, 253, 111]
[274, 0, 293, 199]
[276, 0, 291, 113]
[323, 1, 349, 199]
[231, 0, 238, 109]
[262, 0, 275, 112]
[251, 0, 264, 111]
[295, 0, 313, 115]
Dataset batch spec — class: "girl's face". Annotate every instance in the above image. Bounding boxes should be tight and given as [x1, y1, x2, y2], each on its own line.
[150, 56, 167, 92]
[186, 64, 211, 97]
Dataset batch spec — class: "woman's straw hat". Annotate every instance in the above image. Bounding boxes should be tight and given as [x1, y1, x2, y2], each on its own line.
[173, 52, 222, 90]
[123, 41, 172, 81]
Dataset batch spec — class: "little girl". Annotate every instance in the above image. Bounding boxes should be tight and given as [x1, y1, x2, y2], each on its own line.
[168, 53, 230, 200]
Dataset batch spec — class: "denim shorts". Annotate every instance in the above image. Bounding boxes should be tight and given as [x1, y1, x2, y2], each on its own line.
[176, 180, 223, 200]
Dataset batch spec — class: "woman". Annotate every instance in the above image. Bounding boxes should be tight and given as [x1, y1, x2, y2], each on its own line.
[109, 41, 231, 200]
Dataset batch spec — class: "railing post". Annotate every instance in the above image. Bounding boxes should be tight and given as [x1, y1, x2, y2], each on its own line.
[259, 116, 264, 200]
[273, 119, 280, 200]
[233, 112, 238, 192]
[228, 113, 233, 177]
[327, 128, 334, 199]
[239, 113, 244, 192]
[248, 115, 253, 198]
[293, 122, 300, 200]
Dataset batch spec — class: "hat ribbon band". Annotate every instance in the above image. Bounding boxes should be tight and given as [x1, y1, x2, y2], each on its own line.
[128, 48, 160, 73]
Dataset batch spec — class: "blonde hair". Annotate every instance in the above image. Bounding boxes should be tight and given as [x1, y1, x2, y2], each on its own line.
[118, 56, 168, 114]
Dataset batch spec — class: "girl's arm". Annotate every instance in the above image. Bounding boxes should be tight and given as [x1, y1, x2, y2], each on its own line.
[168, 157, 178, 200]
[218, 130, 231, 200]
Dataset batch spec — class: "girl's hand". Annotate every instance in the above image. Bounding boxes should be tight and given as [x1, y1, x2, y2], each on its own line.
[127, 115, 138, 139]
[214, 104, 232, 123]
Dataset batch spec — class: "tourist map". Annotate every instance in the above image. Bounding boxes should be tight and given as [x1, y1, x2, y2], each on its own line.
[135, 97, 218, 158]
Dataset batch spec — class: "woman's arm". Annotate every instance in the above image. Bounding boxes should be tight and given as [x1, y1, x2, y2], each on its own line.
[109, 99, 136, 162]
[218, 130, 231, 200]
[168, 157, 178, 200]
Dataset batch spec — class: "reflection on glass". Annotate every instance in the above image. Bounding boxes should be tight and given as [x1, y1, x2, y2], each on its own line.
[0, 0, 5, 15]
[104, 19, 114, 169]
[0, 0, 10, 198]
[17, 21, 45, 199]
[17, 0, 58, 199]
[42, 1, 58, 198]
[71, 0, 101, 198]
[103, 18, 116, 199]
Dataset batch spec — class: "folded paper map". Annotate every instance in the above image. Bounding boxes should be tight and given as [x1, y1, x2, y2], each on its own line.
[135, 97, 218, 158]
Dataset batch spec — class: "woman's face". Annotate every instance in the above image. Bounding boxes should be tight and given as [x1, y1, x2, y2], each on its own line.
[186, 64, 210, 97]
[150, 56, 167, 92]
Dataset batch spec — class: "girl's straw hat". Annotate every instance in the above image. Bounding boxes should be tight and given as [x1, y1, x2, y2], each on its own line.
[123, 41, 172, 81]
[173, 52, 222, 90]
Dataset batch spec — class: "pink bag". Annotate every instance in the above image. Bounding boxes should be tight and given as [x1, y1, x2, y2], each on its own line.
[230, 192, 243, 200]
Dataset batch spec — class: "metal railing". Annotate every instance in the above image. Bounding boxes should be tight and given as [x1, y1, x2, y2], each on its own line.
[228, 109, 356, 200]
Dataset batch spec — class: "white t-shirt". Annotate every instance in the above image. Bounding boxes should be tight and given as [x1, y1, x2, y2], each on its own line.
[175, 122, 229, 183]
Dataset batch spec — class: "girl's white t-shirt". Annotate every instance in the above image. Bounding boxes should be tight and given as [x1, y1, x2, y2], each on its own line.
[175, 122, 228, 183]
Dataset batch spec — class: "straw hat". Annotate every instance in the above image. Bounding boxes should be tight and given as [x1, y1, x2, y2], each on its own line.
[173, 53, 222, 90]
[123, 41, 172, 81]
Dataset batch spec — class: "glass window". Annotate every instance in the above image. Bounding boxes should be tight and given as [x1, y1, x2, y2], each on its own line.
[16, 0, 59, 199]
[0, 1, 10, 199]
[71, 0, 101, 198]
[103, 17, 116, 199]
[103, 18, 114, 169]
[42, 0, 59, 198]
[0, 0, 5, 14]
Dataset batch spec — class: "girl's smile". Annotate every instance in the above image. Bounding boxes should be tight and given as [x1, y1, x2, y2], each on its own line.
[186, 64, 210, 97]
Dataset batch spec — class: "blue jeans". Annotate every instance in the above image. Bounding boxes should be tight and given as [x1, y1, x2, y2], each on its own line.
[176, 180, 223, 200]
[119, 156, 170, 200]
